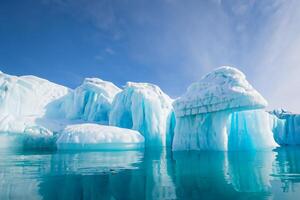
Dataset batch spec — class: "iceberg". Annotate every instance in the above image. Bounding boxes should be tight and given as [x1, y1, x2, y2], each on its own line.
[270, 109, 300, 145]
[0, 72, 70, 149]
[0, 72, 124, 149]
[56, 123, 144, 150]
[109, 82, 175, 147]
[172, 66, 277, 151]
[0, 71, 69, 118]
[63, 78, 121, 124]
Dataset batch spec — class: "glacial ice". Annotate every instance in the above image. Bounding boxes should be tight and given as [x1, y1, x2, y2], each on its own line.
[0, 71, 69, 118]
[0, 67, 296, 151]
[63, 78, 121, 124]
[109, 82, 175, 147]
[0, 72, 125, 149]
[270, 109, 300, 145]
[0, 72, 70, 149]
[172, 66, 277, 151]
[173, 66, 268, 117]
[56, 123, 144, 150]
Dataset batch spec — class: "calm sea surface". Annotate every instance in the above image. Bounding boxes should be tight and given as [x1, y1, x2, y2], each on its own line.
[1, 146, 300, 199]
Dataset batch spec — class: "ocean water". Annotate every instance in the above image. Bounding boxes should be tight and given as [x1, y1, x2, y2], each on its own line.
[1, 147, 300, 199]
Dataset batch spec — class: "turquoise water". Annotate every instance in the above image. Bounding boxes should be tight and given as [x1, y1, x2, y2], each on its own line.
[1, 147, 300, 199]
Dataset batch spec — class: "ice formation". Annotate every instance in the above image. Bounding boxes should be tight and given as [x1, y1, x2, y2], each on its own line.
[0, 67, 296, 151]
[56, 123, 144, 150]
[109, 82, 175, 147]
[0, 71, 70, 148]
[270, 109, 300, 145]
[0, 71, 69, 117]
[63, 78, 121, 124]
[0, 71, 128, 149]
[172, 66, 277, 151]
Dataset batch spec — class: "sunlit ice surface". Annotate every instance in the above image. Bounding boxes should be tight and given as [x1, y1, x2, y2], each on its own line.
[1, 145, 300, 199]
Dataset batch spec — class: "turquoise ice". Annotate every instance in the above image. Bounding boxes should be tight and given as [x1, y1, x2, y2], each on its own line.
[172, 66, 277, 151]
[270, 109, 300, 145]
[109, 82, 175, 147]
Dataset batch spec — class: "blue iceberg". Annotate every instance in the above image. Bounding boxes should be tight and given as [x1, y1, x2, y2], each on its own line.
[172, 66, 277, 151]
[0, 68, 294, 151]
[109, 82, 175, 147]
[63, 78, 121, 124]
[270, 109, 300, 145]
[0, 72, 126, 149]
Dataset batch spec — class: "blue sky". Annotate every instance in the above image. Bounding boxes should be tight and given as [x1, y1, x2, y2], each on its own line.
[1, 0, 300, 112]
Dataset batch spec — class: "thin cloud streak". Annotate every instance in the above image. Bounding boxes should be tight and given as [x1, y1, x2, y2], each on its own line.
[41, 0, 300, 112]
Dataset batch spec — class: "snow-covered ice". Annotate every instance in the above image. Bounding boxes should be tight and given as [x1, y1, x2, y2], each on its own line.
[172, 66, 276, 151]
[0, 72, 125, 149]
[173, 66, 267, 117]
[0, 72, 69, 149]
[109, 82, 175, 147]
[0, 71, 69, 118]
[56, 123, 144, 150]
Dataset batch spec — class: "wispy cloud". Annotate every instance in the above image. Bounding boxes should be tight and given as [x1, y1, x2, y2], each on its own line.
[43, 0, 300, 112]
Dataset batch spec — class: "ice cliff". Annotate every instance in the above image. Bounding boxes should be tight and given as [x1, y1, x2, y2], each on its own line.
[63, 78, 121, 124]
[109, 82, 175, 147]
[172, 66, 277, 151]
[270, 109, 300, 145]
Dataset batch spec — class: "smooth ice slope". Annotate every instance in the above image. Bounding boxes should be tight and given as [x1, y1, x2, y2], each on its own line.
[0, 71, 70, 149]
[109, 82, 175, 147]
[0, 71, 69, 118]
[173, 66, 267, 117]
[56, 123, 144, 150]
[270, 109, 300, 145]
[63, 78, 121, 124]
[173, 66, 276, 151]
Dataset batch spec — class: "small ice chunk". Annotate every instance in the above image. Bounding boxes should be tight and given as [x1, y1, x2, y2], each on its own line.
[56, 123, 145, 150]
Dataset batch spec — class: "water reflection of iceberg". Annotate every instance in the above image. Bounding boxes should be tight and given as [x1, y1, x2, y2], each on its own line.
[173, 151, 233, 198]
[48, 151, 144, 175]
[173, 150, 275, 197]
[0, 150, 144, 200]
[0, 150, 52, 200]
[38, 149, 177, 200]
[272, 147, 300, 192]
[144, 149, 177, 200]
[225, 151, 275, 193]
